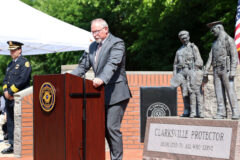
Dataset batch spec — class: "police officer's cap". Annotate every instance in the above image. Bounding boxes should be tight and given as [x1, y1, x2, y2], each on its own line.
[207, 21, 223, 28]
[7, 41, 24, 50]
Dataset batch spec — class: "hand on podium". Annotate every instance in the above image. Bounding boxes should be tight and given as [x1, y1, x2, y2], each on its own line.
[93, 77, 104, 88]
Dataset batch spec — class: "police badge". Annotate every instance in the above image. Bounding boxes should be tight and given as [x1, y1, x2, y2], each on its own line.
[39, 82, 56, 112]
[15, 64, 20, 69]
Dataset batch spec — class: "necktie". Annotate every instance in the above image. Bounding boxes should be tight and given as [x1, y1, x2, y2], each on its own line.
[94, 43, 102, 68]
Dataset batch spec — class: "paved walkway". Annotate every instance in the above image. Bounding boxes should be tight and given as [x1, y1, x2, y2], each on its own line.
[0, 141, 14, 159]
[0, 149, 143, 160]
[106, 150, 143, 160]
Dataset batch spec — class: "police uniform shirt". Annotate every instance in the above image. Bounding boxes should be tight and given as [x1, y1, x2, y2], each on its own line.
[2, 56, 31, 96]
[212, 39, 228, 67]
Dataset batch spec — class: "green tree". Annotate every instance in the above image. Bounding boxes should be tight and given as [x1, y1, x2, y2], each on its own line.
[122, 0, 238, 70]
[0, 55, 12, 93]
[18, 0, 240, 74]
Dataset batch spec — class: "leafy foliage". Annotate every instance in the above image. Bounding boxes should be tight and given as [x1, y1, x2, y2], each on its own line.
[0, 0, 238, 92]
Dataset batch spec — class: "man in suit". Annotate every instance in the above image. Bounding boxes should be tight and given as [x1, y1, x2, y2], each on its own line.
[71, 18, 131, 160]
[2, 41, 31, 154]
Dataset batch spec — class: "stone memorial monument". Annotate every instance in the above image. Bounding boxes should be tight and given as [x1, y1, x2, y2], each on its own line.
[145, 23, 240, 160]
[204, 21, 240, 120]
[171, 30, 204, 118]
[143, 117, 240, 160]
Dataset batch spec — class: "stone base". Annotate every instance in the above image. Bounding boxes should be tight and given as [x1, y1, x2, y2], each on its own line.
[143, 117, 240, 160]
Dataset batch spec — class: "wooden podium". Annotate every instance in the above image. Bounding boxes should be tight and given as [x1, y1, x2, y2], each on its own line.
[33, 73, 105, 160]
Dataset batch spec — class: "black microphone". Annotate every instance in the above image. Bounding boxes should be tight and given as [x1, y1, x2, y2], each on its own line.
[78, 51, 88, 63]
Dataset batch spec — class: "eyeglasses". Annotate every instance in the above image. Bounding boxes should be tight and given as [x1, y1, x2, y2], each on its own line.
[91, 27, 105, 35]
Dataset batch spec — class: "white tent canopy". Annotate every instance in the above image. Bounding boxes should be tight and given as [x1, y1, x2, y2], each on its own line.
[0, 0, 93, 55]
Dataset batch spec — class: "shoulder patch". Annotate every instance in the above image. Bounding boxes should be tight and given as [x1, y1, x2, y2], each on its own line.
[25, 61, 30, 67]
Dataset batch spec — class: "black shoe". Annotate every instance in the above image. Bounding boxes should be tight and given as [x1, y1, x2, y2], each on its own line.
[1, 146, 13, 154]
[180, 114, 190, 117]
[4, 134, 8, 140]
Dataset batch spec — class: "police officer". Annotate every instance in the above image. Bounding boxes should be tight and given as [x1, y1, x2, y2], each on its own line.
[2, 41, 31, 154]
[173, 30, 203, 117]
[205, 21, 240, 120]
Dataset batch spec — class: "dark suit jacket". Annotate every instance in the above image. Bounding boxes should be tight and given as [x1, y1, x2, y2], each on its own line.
[3, 56, 32, 96]
[72, 33, 131, 105]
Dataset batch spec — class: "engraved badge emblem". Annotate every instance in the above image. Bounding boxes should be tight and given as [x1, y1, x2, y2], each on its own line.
[146, 102, 171, 117]
[39, 82, 56, 112]
[15, 64, 19, 69]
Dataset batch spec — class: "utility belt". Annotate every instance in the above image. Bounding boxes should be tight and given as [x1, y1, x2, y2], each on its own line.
[177, 65, 194, 72]
[212, 56, 230, 71]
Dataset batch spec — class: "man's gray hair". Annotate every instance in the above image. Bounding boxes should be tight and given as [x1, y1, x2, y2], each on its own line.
[91, 18, 108, 28]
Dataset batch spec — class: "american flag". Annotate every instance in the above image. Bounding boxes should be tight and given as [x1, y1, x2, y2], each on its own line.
[235, 0, 240, 60]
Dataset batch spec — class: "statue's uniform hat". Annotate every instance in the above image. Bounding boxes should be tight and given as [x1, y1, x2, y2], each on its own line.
[7, 41, 24, 50]
[207, 21, 223, 28]
[178, 30, 189, 37]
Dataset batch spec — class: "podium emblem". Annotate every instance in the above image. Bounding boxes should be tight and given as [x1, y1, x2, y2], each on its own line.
[39, 82, 56, 112]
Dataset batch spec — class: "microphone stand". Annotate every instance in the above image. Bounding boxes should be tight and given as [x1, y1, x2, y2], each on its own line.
[82, 52, 87, 160]
[69, 51, 100, 160]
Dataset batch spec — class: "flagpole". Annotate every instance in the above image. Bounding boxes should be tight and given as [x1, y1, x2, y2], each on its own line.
[235, 0, 240, 62]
